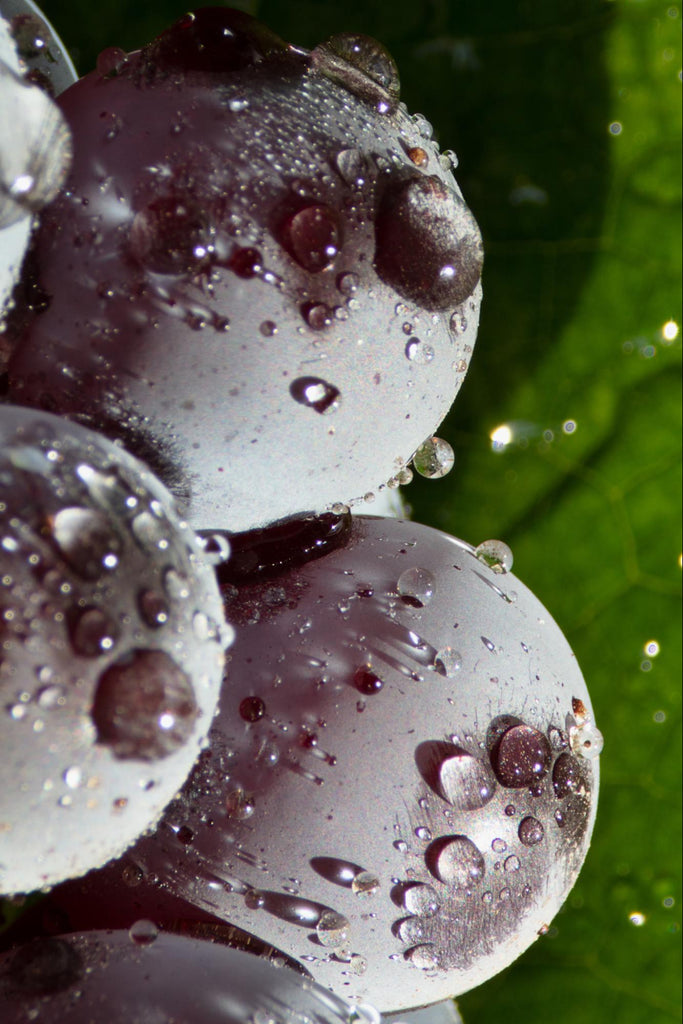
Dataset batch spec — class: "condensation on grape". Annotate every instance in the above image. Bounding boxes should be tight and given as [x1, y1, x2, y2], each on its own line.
[412, 437, 455, 479]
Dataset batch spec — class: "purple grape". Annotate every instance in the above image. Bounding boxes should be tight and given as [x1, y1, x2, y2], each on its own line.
[123, 515, 601, 1011]
[6, 8, 483, 532]
[0, 405, 232, 895]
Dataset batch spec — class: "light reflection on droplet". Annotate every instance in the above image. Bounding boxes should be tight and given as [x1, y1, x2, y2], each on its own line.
[629, 911, 646, 926]
[490, 424, 513, 452]
[662, 320, 679, 342]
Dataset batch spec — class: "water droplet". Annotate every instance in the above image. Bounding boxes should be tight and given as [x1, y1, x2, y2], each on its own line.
[438, 751, 497, 810]
[239, 696, 266, 722]
[92, 649, 197, 760]
[163, 568, 190, 600]
[50, 507, 119, 581]
[412, 113, 434, 139]
[225, 787, 255, 820]
[427, 835, 485, 886]
[352, 871, 380, 897]
[408, 146, 429, 167]
[415, 826, 432, 841]
[397, 567, 435, 607]
[96, 46, 129, 77]
[402, 882, 440, 918]
[62, 766, 82, 789]
[405, 944, 438, 971]
[491, 838, 507, 854]
[36, 685, 66, 710]
[552, 751, 583, 798]
[245, 889, 266, 909]
[290, 377, 341, 414]
[229, 246, 262, 278]
[128, 919, 158, 946]
[504, 855, 520, 873]
[138, 589, 169, 628]
[570, 720, 604, 760]
[350, 954, 367, 975]
[398, 917, 426, 943]
[337, 271, 360, 295]
[316, 910, 350, 947]
[393, 839, 408, 853]
[412, 437, 455, 479]
[405, 338, 435, 364]
[122, 864, 144, 887]
[374, 173, 483, 310]
[280, 203, 341, 273]
[313, 33, 399, 105]
[197, 532, 231, 567]
[302, 302, 332, 329]
[518, 816, 545, 846]
[475, 539, 514, 574]
[433, 647, 462, 677]
[490, 723, 552, 789]
[70, 607, 118, 657]
[129, 195, 215, 275]
[353, 666, 384, 695]
[334, 147, 366, 187]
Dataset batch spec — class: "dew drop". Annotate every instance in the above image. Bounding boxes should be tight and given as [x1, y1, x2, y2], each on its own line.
[96, 46, 129, 77]
[302, 302, 332, 329]
[433, 647, 462, 677]
[334, 147, 366, 187]
[313, 33, 399, 105]
[407, 147, 429, 167]
[280, 203, 341, 273]
[128, 919, 158, 946]
[412, 437, 455, 479]
[290, 377, 341, 415]
[92, 649, 197, 760]
[475, 539, 514, 574]
[225, 788, 255, 820]
[397, 567, 435, 607]
[138, 589, 169, 628]
[405, 338, 435, 364]
[316, 910, 350, 947]
[50, 507, 119, 581]
[439, 752, 497, 810]
[570, 720, 604, 760]
[427, 835, 485, 886]
[239, 696, 266, 722]
[351, 871, 380, 897]
[393, 840, 408, 853]
[337, 271, 359, 295]
[415, 826, 432, 841]
[504, 855, 520, 873]
[402, 882, 440, 918]
[229, 246, 262, 278]
[518, 816, 545, 847]
[245, 889, 266, 909]
[490, 724, 552, 789]
[449, 309, 468, 335]
[405, 944, 438, 971]
[374, 173, 483, 310]
[70, 607, 118, 657]
[398, 917, 425, 943]
[552, 751, 583, 798]
[129, 195, 214, 275]
[353, 666, 384, 695]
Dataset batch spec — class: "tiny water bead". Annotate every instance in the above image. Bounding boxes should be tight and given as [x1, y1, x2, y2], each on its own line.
[474, 539, 514, 575]
[290, 377, 341, 414]
[518, 816, 545, 847]
[397, 567, 435, 607]
[316, 911, 351, 948]
[354, 666, 384, 694]
[280, 203, 341, 273]
[412, 437, 455, 479]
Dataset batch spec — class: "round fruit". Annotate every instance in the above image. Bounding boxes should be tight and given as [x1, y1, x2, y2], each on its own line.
[126, 515, 601, 1011]
[7, 8, 483, 531]
[0, 405, 232, 895]
[0, 929, 364, 1023]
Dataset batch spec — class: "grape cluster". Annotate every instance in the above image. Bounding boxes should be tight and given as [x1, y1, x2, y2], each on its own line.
[0, 4, 602, 1021]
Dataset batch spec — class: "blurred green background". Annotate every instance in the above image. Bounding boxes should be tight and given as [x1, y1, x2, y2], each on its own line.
[24, 0, 683, 1020]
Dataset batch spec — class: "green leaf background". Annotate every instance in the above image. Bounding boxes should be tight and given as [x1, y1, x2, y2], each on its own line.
[22, 0, 683, 1020]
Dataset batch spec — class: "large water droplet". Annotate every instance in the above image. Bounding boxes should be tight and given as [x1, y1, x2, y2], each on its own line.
[427, 835, 485, 886]
[280, 203, 341, 273]
[490, 724, 552, 789]
[92, 649, 197, 760]
[402, 882, 440, 918]
[475, 539, 514, 574]
[50, 507, 119, 581]
[313, 33, 399, 107]
[397, 567, 435, 607]
[412, 437, 455, 479]
[316, 910, 350, 947]
[290, 377, 341, 414]
[438, 751, 497, 810]
[128, 919, 158, 946]
[433, 647, 462, 677]
[374, 173, 483, 310]
[570, 719, 604, 760]
[552, 752, 583, 798]
[351, 871, 380, 897]
[129, 195, 214, 275]
[518, 815, 545, 847]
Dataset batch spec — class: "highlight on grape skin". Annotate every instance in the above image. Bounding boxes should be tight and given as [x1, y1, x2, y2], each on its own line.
[6, 6, 483, 532]
[127, 514, 601, 1012]
[0, 405, 232, 896]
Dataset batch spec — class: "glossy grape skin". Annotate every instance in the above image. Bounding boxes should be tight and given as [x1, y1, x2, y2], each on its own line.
[124, 515, 600, 1012]
[7, 10, 482, 531]
[0, 405, 231, 895]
